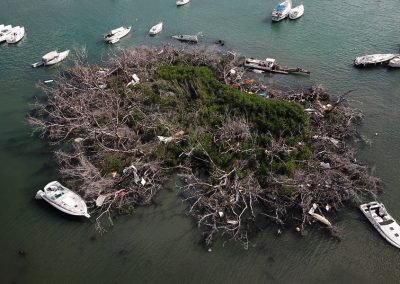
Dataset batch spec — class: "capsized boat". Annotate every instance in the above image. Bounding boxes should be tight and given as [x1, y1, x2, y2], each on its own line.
[149, 22, 163, 35]
[35, 181, 90, 218]
[177, 0, 190, 6]
[6, 26, 25, 44]
[32, 50, 70, 68]
[104, 26, 131, 44]
[360, 201, 400, 249]
[354, 53, 398, 67]
[244, 57, 310, 75]
[388, 56, 400, 68]
[289, 4, 304, 19]
[172, 34, 198, 43]
[272, 0, 292, 22]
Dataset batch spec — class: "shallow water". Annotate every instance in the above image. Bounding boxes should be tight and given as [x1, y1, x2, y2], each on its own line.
[1, 0, 400, 283]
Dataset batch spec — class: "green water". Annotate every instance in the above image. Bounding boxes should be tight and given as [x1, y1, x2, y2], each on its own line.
[1, 0, 400, 283]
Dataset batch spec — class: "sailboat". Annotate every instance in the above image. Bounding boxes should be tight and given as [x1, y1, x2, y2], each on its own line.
[272, 0, 292, 22]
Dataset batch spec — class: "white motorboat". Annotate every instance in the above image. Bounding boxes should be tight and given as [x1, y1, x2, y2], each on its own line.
[289, 4, 304, 19]
[104, 26, 131, 44]
[354, 53, 397, 67]
[32, 50, 70, 68]
[388, 56, 400, 68]
[272, 0, 292, 22]
[177, 0, 190, 6]
[149, 22, 163, 35]
[172, 34, 198, 43]
[0, 24, 13, 43]
[6, 26, 25, 44]
[360, 201, 400, 249]
[35, 181, 90, 218]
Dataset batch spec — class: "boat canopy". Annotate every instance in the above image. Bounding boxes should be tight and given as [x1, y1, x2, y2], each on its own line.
[276, 4, 286, 10]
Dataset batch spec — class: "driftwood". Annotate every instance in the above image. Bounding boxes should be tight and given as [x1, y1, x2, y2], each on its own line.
[29, 46, 381, 247]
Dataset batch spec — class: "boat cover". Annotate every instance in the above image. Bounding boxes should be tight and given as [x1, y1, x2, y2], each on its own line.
[42, 51, 58, 61]
[276, 4, 286, 10]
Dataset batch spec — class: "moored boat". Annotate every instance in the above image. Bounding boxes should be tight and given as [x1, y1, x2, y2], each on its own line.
[388, 56, 400, 68]
[354, 53, 398, 67]
[6, 26, 25, 44]
[35, 181, 90, 218]
[172, 34, 198, 43]
[360, 201, 400, 248]
[149, 22, 163, 35]
[176, 0, 190, 6]
[272, 0, 292, 22]
[104, 26, 131, 44]
[289, 4, 304, 19]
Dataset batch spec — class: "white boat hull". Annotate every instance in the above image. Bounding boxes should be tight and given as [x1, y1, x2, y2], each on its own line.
[36, 181, 90, 218]
[289, 4, 304, 19]
[149, 22, 163, 35]
[360, 201, 400, 249]
[6, 26, 25, 44]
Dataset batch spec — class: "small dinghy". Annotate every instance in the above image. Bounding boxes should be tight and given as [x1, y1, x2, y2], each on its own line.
[177, 0, 190, 6]
[36, 181, 90, 218]
[32, 50, 70, 68]
[272, 0, 292, 22]
[149, 22, 163, 35]
[289, 4, 304, 19]
[104, 26, 131, 44]
[172, 34, 198, 43]
[388, 56, 400, 68]
[360, 201, 400, 248]
[354, 53, 397, 67]
[6, 26, 25, 44]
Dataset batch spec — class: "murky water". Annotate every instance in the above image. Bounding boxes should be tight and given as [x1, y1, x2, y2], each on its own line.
[1, 0, 400, 283]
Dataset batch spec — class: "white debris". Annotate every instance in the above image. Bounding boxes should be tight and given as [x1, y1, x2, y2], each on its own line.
[320, 162, 331, 169]
[141, 178, 146, 186]
[157, 136, 174, 143]
[74, 137, 84, 143]
[123, 164, 141, 184]
[95, 195, 108, 207]
[227, 220, 239, 225]
[229, 69, 236, 75]
[325, 204, 332, 212]
[308, 203, 318, 214]
[218, 211, 224, 217]
[126, 74, 140, 87]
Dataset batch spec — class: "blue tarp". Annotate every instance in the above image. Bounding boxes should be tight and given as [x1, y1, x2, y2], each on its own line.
[275, 4, 286, 11]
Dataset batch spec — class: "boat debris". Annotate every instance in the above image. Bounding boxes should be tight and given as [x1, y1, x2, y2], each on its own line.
[126, 73, 140, 87]
[172, 34, 199, 43]
[32, 50, 70, 68]
[244, 57, 310, 75]
[308, 203, 332, 227]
